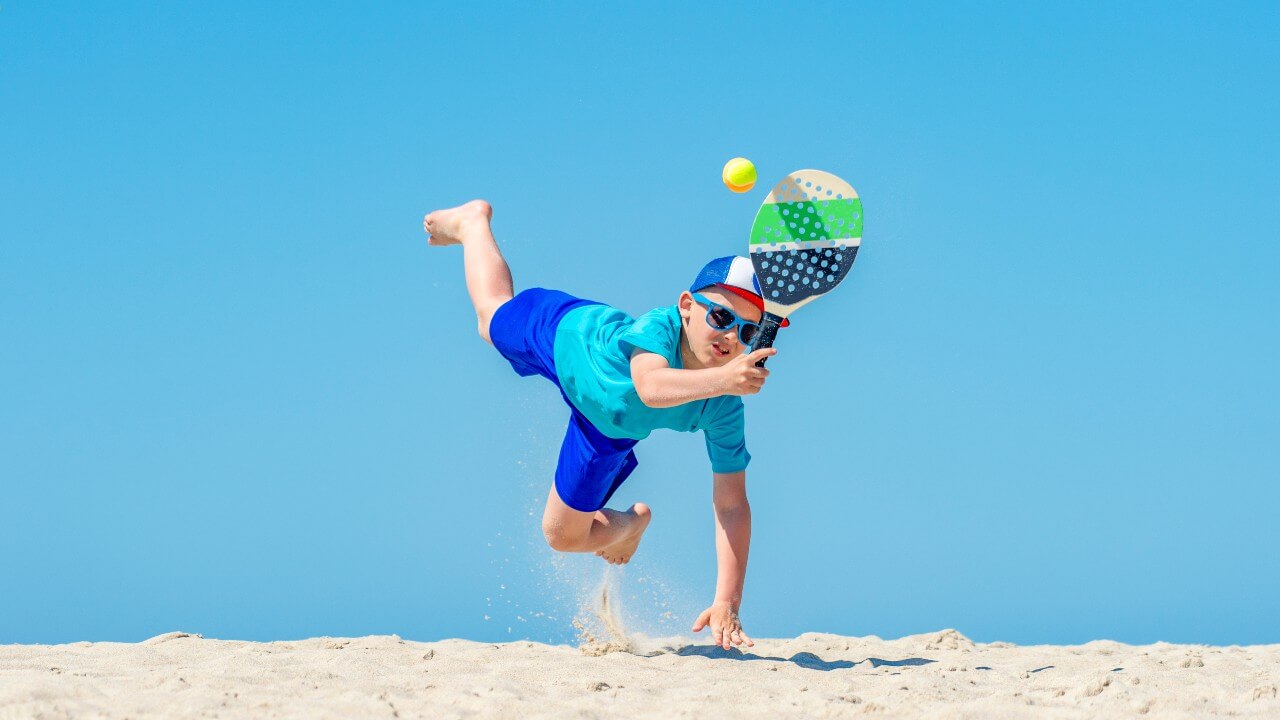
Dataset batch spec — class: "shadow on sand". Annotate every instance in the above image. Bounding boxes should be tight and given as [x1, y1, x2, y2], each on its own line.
[675, 646, 937, 672]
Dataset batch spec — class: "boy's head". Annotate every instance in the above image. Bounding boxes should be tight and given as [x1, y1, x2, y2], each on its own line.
[677, 256, 788, 368]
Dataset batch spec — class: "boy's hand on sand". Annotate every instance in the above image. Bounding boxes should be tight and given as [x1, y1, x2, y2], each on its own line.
[692, 601, 754, 651]
[717, 348, 776, 396]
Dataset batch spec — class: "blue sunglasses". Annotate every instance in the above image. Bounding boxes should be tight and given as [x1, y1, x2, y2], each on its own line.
[691, 292, 761, 346]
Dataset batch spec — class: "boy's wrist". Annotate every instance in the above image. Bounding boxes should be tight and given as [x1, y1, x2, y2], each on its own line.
[712, 595, 741, 611]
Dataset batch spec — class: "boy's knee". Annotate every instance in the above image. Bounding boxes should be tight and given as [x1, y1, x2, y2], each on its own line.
[541, 520, 583, 553]
[545, 535, 578, 553]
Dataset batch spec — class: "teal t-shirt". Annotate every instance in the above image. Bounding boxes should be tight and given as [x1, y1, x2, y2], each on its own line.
[552, 304, 751, 473]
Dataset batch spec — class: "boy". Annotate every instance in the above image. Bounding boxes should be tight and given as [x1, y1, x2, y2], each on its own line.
[424, 200, 778, 650]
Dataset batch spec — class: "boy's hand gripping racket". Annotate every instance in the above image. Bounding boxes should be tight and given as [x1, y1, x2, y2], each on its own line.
[748, 169, 863, 366]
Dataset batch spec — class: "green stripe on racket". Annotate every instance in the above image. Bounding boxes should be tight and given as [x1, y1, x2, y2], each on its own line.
[748, 169, 863, 367]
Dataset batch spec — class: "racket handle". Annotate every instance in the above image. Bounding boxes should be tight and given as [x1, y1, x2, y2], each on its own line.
[750, 313, 786, 367]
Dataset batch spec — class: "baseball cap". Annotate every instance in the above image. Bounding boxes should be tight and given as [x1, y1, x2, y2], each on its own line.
[689, 255, 790, 327]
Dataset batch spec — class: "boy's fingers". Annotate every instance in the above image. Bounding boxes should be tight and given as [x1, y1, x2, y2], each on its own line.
[746, 347, 778, 362]
[691, 610, 709, 632]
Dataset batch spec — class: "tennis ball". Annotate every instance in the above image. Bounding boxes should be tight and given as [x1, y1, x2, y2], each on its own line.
[722, 157, 757, 193]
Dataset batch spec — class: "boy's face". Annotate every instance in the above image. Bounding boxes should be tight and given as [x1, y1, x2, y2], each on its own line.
[677, 286, 763, 369]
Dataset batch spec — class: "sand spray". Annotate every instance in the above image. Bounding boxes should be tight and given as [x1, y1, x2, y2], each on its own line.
[484, 391, 702, 652]
[572, 567, 635, 655]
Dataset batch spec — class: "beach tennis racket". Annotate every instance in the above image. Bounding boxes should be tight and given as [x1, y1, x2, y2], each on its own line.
[747, 169, 863, 366]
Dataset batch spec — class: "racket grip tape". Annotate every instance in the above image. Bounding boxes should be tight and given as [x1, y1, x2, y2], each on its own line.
[750, 313, 786, 368]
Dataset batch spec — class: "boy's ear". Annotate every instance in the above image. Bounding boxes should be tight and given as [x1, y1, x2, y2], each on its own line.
[677, 291, 694, 321]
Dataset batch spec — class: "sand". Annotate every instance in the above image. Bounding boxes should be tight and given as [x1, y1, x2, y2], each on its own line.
[2, 628, 1277, 719]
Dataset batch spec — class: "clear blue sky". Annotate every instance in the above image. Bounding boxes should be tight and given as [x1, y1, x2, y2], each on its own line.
[2, 1, 1277, 647]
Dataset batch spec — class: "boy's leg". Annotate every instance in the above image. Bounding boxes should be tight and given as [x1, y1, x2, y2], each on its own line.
[423, 200, 513, 344]
[541, 485, 652, 565]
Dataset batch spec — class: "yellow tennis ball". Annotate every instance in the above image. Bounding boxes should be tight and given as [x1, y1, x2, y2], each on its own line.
[722, 157, 757, 193]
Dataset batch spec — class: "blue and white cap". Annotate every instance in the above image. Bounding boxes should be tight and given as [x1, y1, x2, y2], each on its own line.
[689, 255, 790, 326]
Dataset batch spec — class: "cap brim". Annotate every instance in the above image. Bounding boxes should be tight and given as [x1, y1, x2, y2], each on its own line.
[715, 283, 791, 327]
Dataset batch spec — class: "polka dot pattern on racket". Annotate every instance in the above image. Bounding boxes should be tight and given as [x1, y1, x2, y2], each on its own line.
[754, 245, 858, 303]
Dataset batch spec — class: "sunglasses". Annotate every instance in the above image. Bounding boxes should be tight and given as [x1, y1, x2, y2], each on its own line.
[691, 292, 761, 346]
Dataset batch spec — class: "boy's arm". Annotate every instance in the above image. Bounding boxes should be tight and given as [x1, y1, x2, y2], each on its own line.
[692, 470, 754, 650]
[711, 470, 751, 608]
[630, 348, 775, 409]
[630, 350, 723, 408]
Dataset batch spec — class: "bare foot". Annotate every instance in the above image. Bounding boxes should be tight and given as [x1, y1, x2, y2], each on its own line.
[595, 503, 652, 565]
[423, 200, 493, 246]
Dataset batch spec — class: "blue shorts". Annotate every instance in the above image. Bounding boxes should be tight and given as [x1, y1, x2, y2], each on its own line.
[489, 288, 640, 513]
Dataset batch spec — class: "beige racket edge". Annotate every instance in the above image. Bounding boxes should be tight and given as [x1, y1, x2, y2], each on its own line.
[763, 169, 860, 206]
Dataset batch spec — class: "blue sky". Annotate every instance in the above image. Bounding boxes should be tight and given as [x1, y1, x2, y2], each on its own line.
[2, 1, 1277, 647]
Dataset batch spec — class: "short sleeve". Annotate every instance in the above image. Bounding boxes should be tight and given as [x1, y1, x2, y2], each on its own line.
[617, 306, 680, 364]
[703, 398, 750, 473]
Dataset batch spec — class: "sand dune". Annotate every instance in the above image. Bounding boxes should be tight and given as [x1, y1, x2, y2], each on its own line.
[2, 628, 1277, 718]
